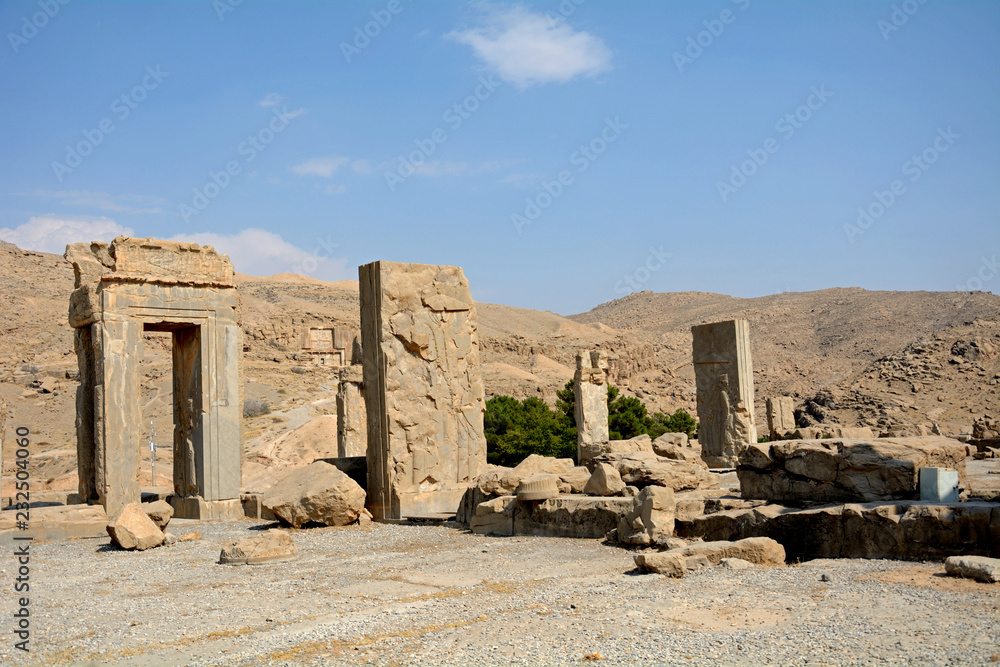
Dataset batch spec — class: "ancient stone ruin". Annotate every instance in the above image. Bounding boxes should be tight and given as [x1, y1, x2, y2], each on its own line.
[574, 349, 609, 464]
[336, 364, 366, 458]
[359, 261, 487, 520]
[765, 396, 796, 440]
[300, 325, 354, 366]
[691, 319, 757, 467]
[65, 237, 242, 520]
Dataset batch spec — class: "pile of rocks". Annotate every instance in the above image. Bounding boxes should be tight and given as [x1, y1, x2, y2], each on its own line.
[106, 500, 200, 550]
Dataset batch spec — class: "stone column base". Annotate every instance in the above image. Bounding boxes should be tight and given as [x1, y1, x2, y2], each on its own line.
[168, 496, 243, 520]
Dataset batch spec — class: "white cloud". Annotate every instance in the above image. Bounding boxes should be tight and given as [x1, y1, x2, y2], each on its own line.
[0, 215, 134, 254]
[258, 93, 283, 107]
[169, 228, 350, 282]
[448, 3, 613, 88]
[290, 156, 350, 178]
[23, 189, 167, 214]
[351, 159, 372, 174]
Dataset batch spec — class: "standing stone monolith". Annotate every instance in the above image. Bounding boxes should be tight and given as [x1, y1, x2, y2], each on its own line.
[336, 364, 366, 458]
[692, 319, 757, 467]
[574, 350, 609, 461]
[766, 396, 795, 440]
[359, 261, 487, 521]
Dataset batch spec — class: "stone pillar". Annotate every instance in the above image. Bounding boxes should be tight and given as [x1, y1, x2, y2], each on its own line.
[337, 365, 366, 458]
[94, 318, 143, 518]
[0, 394, 5, 494]
[691, 319, 757, 468]
[359, 261, 487, 521]
[765, 396, 795, 441]
[574, 349, 609, 461]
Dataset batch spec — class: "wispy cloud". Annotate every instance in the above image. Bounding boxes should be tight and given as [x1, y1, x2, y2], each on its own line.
[257, 92, 283, 107]
[169, 228, 350, 282]
[23, 189, 167, 214]
[351, 159, 372, 174]
[0, 215, 134, 254]
[448, 3, 613, 89]
[291, 156, 350, 178]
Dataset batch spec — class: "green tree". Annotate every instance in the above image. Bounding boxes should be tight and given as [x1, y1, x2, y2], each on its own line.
[484, 394, 576, 467]
[554, 379, 698, 441]
[648, 409, 699, 439]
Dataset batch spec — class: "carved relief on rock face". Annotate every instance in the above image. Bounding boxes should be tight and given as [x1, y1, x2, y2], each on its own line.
[574, 350, 610, 461]
[360, 261, 487, 521]
[692, 319, 757, 468]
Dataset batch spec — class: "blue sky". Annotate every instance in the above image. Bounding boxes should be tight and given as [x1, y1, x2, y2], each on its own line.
[1, 0, 997, 314]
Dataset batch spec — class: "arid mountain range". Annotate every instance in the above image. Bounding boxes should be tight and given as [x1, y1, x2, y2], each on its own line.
[1, 240, 997, 495]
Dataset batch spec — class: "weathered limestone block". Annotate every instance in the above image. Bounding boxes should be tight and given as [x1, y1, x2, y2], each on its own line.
[219, 530, 297, 565]
[738, 437, 968, 503]
[584, 463, 626, 496]
[559, 466, 592, 493]
[944, 555, 1000, 583]
[634, 552, 686, 577]
[470, 496, 517, 536]
[142, 500, 174, 530]
[360, 261, 487, 520]
[262, 461, 366, 528]
[66, 237, 242, 520]
[669, 537, 786, 567]
[517, 474, 560, 500]
[594, 451, 717, 492]
[456, 466, 521, 525]
[0, 504, 108, 542]
[652, 433, 701, 463]
[336, 365, 367, 458]
[574, 350, 609, 461]
[692, 319, 757, 467]
[513, 454, 574, 477]
[513, 496, 632, 538]
[580, 434, 653, 466]
[107, 503, 165, 551]
[616, 485, 676, 546]
[766, 396, 796, 440]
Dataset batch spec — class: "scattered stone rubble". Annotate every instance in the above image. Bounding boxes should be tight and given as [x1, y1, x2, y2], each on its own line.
[219, 529, 297, 565]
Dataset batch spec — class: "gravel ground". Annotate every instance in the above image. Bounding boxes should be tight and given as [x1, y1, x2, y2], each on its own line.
[1, 519, 998, 666]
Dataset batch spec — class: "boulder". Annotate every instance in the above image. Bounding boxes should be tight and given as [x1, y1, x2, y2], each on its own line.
[596, 451, 716, 492]
[513, 455, 574, 477]
[634, 551, 686, 577]
[106, 503, 165, 551]
[580, 434, 653, 466]
[142, 500, 173, 530]
[668, 537, 785, 566]
[738, 437, 968, 503]
[944, 555, 1000, 583]
[584, 463, 626, 496]
[721, 557, 755, 569]
[220, 529, 297, 565]
[262, 461, 366, 528]
[616, 486, 676, 546]
[470, 496, 517, 536]
[456, 466, 520, 525]
[514, 496, 632, 539]
[559, 466, 592, 493]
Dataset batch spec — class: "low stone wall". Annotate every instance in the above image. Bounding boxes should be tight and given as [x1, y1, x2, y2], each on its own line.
[738, 436, 967, 503]
[676, 501, 1000, 561]
[471, 496, 631, 538]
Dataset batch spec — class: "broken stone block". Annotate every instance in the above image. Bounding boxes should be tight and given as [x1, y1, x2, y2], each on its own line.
[584, 463, 626, 497]
[336, 364, 366, 458]
[766, 396, 796, 440]
[106, 503, 165, 551]
[580, 434, 652, 467]
[944, 555, 1000, 583]
[178, 531, 202, 542]
[516, 474, 559, 501]
[360, 261, 487, 520]
[720, 557, 755, 569]
[633, 551, 686, 577]
[262, 461, 366, 528]
[574, 349, 609, 461]
[219, 529, 296, 565]
[513, 454, 574, 477]
[559, 466, 592, 493]
[692, 319, 757, 467]
[595, 451, 716, 492]
[667, 537, 785, 567]
[616, 486, 676, 546]
[513, 496, 632, 539]
[142, 499, 173, 530]
[738, 436, 968, 503]
[470, 496, 517, 536]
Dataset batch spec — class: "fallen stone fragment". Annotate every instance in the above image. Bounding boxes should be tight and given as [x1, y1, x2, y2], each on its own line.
[633, 551, 685, 577]
[178, 531, 202, 542]
[720, 557, 754, 569]
[142, 499, 173, 530]
[262, 461, 366, 528]
[106, 503, 165, 551]
[559, 466, 592, 493]
[357, 508, 373, 527]
[616, 485, 675, 546]
[670, 537, 786, 567]
[513, 454, 574, 477]
[517, 474, 559, 501]
[220, 529, 296, 565]
[584, 463, 626, 497]
[944, 556, 1000, 583]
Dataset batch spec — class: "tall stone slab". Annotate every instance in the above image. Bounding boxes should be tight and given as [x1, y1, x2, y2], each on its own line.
[691, 319, 757, 468]
[574, 350, 609, 460]
[65, 237, 242, 520]
[765, 396, 796, 440]
[336, 364, 367, 458]
[359, 261, 487, 521]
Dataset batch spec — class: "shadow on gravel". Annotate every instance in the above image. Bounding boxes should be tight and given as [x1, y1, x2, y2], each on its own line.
[247, 521, 284, 531]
